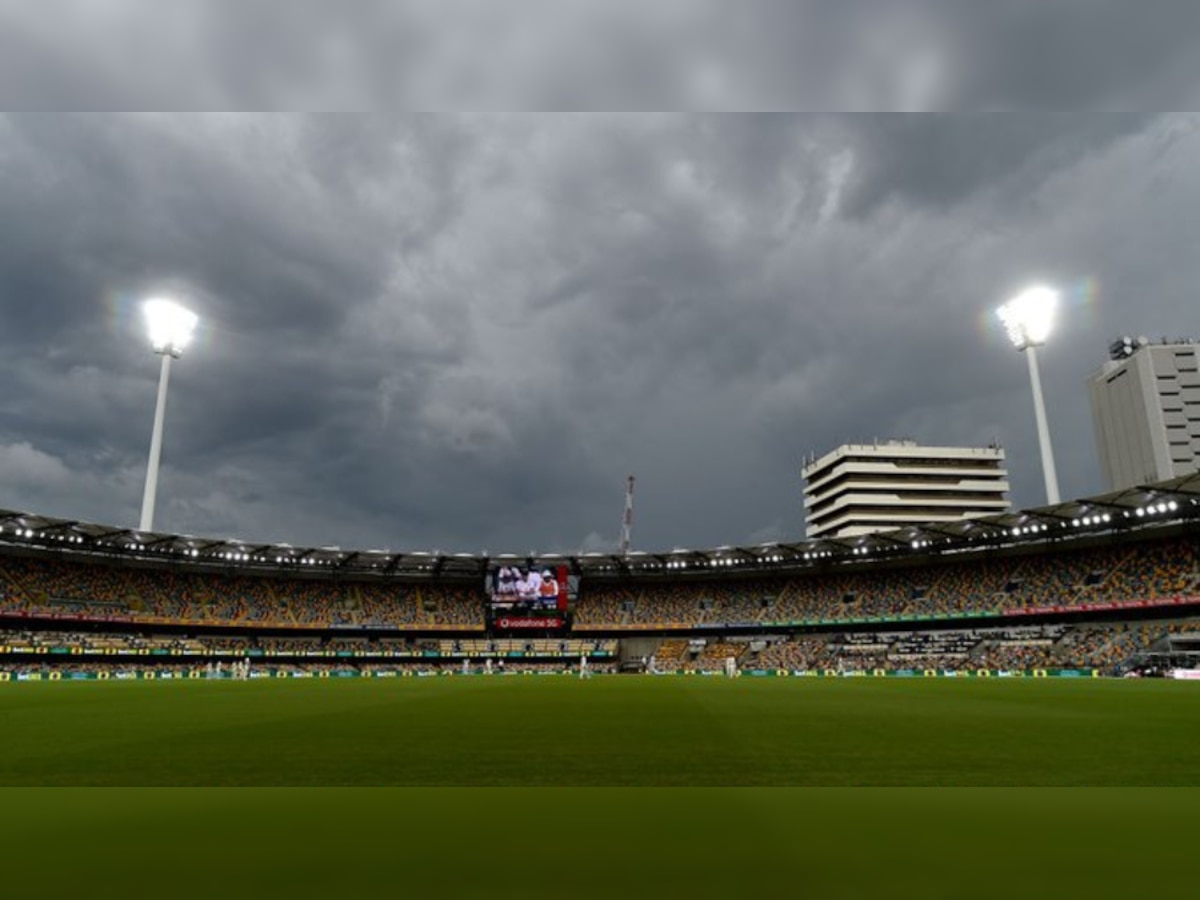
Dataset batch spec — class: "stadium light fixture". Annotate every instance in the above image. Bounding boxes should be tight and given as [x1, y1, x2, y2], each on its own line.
[997, 286, 1061, 505]
[138, 298, 198, 533]
[144, 299, 198, 358]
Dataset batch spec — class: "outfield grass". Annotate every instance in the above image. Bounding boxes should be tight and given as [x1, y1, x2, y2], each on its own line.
[2, 676, 1199, 785]
[3, 786, 1198, 900]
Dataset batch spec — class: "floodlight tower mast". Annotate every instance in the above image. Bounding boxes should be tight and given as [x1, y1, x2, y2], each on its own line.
[620, 475, 636, 555]
[997, 286, 1061, 505]
[139, 299, 198, 533]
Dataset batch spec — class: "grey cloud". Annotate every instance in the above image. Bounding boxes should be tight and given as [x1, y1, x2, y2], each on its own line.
[836, 114, 1155, 218]
[1, 113, 1199, 557]
[3, 2, 1200, 111]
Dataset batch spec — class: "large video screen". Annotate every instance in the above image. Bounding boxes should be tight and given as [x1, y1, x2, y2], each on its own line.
[488, 564, 570, 613]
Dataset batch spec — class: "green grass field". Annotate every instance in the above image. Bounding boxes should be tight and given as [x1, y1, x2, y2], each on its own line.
[4, 675, 1199, 786]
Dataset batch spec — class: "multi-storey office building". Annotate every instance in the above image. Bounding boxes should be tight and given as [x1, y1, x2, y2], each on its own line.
[802, 441, 1011, 539]
[1089, 337, 1200, 492]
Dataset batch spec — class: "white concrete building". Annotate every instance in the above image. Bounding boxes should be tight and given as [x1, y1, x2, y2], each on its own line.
[1089, 337, 1200, 491]
[802, 441, 1011, 539]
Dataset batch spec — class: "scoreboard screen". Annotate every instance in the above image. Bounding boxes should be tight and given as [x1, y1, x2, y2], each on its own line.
[487, 564, 571, 614]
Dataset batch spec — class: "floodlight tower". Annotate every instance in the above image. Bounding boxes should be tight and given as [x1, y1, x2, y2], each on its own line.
[620, 475, 635, 555]
[139, 298, 198, 532]
[997, 286, 1061, 505]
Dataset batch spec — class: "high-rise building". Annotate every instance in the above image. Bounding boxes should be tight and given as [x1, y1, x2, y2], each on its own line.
[1088, 337, 1200, 491]
[802, 441, 1011, 539]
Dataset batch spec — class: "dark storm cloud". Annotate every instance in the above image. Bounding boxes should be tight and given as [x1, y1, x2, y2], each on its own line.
[835, 115, 1156, 218]
[1, 112, 1199, 555]
[3, 2, 1200, 111]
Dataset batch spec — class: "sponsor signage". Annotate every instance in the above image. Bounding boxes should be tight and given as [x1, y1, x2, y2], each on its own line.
[495, 616, 563, 630]
[1007, 596, 1198, 618]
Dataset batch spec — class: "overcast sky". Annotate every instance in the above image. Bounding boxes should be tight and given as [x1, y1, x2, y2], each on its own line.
[1, 5, 1199, 555]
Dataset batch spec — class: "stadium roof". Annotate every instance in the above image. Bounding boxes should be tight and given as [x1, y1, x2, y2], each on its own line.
[1, 473, 1198, 580]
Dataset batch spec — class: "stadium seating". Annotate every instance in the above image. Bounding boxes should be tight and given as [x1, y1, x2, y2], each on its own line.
[576, 537, 1200, 629]
[0, 556, 485, 630]
[1, 528, 1198, 679]
[4, 533, 1198, 635]
[651, 639, 690, 671]
[690, 641, 746, 672]
[736, 617, 1186, 674]
[0, 616, 1191, 677]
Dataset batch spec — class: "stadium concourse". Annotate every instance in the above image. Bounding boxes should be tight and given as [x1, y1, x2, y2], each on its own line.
[0, 475, 1198, 681]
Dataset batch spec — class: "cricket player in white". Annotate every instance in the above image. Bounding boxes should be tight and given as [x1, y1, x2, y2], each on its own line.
[579, 653, 590, 680]
[521, 568, 543, 601]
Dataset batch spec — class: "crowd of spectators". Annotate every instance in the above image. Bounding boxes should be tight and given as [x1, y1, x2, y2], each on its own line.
[0, 629, 620, 661]
[1051, 622, 1161, 671]
[1, 615, 1191, 677]
[689, 641, 745, 672]
[577, 537, 1200, 628]
[0, 533, 1196, 634]
[438, 638, 618, 656]
[729, 617, 1188, 674]
[754, 637, 834, 671]
[651, 639, 690, 670]
[0, 557, 488, 629]
[0, 628, 204, 653]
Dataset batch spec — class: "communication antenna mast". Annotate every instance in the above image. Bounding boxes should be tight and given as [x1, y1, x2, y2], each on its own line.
[620, 475, 636, 555]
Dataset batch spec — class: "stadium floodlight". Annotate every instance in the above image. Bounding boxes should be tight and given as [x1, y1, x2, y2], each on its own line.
[138, 298, 199, 533]
[997, 286, 1061, 505]
[144, 299, 198, 357]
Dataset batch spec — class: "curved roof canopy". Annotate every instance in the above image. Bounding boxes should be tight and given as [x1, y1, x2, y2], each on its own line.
[1, 473, 1198, 580]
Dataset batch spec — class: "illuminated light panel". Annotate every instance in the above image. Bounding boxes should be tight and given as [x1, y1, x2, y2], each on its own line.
[997, 286, 1058, 349]
[144, 298, 198, 356]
